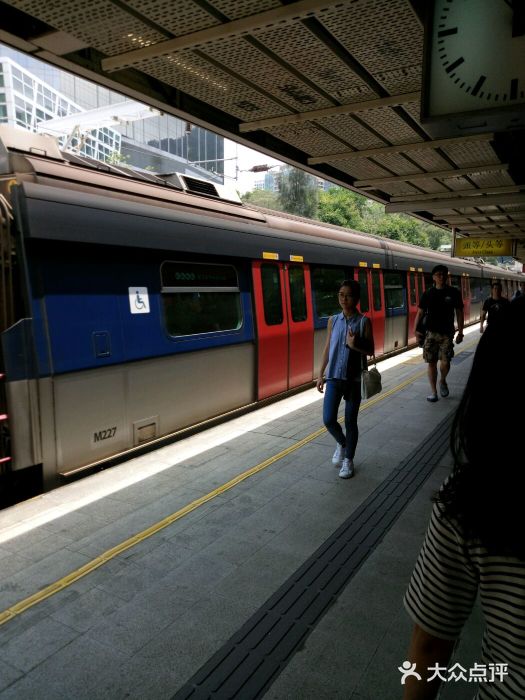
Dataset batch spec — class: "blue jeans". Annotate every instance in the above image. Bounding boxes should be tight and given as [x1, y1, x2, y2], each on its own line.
[323, 379, 362, 460]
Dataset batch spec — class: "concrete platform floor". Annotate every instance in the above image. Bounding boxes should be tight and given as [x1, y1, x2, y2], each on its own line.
[0, 327, 483, 699]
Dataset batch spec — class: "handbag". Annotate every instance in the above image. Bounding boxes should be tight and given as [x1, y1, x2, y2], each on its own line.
[359, 315, 382, 399]
[361, 365, 382, 399]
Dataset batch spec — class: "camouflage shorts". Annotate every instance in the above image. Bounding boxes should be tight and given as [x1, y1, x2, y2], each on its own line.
[423, 332, 454, 364]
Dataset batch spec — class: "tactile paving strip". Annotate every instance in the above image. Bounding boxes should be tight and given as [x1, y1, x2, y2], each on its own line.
[172, 413, 454, 699]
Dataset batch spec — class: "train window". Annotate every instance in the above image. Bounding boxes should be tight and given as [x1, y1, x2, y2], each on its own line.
[288, 266, 307, 322]
[312, 266, 345, 317]
[357, 269, 369, 312]
[383, 271, 406, 310]
[161, 261, 242, 336]
[261, 263, 283, 325]
[372, 270, 382, 311]
[409, 272, 416, 305]
[450, 275, 460, 289]
[418, 272, 425, 296]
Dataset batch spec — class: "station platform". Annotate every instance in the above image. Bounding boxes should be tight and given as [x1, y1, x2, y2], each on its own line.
[0, 326, 483, 700]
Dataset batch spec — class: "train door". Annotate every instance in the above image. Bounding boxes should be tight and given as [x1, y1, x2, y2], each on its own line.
[252, 261, 314, 400]
[407, 268, 419, 344]
[356, 267, 385, 356]
[461, 275, 471, 323]
[418, 270, 426, 294]
[383, 271, 408, 353]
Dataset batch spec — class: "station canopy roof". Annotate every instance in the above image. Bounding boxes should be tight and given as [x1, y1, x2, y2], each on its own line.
[0, 0, 524, 264]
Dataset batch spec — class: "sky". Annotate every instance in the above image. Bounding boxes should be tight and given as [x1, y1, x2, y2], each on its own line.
[223, 139, 284, 194]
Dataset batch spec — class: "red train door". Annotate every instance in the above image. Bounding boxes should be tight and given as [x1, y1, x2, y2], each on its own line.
[407, 268, 419, 343]
[461, 275, 471, 323]
[252, 260, 314, 400]
[356, 266, 385, 356]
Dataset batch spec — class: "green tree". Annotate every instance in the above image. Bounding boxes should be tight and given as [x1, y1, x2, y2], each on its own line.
[376, 214, 429, 247]
[240, 189, 282, 211]
[277, 166, 318, 218]
[317, 186, 364, 229]
[358, 199, 385, 234]
[423, 223, 450, 250]
[243, 178, 452, 256]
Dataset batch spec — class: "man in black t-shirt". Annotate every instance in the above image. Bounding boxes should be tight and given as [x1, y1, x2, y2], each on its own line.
[414, 264, 464, 402]
[480, 281, 509, 333]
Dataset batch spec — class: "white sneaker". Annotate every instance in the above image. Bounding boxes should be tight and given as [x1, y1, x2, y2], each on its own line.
[332, 444, 343, 465]
[339, 458, 354, 479]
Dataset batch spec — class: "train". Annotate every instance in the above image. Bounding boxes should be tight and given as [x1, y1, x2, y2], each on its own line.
[0, 125, 522, 504]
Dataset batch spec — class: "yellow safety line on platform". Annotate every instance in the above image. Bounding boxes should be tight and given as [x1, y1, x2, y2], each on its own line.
[0, 341, 477, 627]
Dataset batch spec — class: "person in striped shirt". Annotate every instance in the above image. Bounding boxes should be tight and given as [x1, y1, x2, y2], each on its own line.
[403, 296, 525, 700]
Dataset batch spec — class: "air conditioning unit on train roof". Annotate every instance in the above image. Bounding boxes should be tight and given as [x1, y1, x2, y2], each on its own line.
[0, 124, 63, 164]
[157, 172, 242, 205]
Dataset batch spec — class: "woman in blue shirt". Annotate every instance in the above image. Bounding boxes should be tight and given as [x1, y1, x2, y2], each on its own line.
[316, 279, 375, 478]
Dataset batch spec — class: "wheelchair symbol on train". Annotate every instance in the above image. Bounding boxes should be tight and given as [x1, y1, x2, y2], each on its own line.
[134, 290, 146, 310]
[128, 287, 150, 314]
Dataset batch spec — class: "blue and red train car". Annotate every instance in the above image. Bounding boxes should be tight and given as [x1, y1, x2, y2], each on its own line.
[0, 127, 521, 499]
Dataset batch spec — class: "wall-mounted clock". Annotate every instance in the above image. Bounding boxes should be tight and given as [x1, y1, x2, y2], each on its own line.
[421, 0, 525, 137]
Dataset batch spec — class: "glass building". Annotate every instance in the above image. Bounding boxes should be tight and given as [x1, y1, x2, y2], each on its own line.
[0, 44, 224, 182]
[0, 55, 121, 161]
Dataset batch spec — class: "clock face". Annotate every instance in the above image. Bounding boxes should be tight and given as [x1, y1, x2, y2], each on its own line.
[427, 0, 525, 117]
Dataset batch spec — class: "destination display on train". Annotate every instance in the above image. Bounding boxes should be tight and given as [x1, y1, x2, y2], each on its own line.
[161, 262, 238, 287]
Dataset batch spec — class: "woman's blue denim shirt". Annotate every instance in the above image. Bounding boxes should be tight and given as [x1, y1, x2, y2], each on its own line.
[326, 312, 364, 380]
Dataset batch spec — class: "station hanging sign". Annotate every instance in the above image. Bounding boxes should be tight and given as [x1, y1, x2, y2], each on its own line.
[455, 238, 514, 257]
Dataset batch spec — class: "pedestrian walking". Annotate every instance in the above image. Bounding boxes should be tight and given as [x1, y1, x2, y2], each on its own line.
[316, 279, 374, 479]
[413, 264, 464, 402]
[480, 281, 509, 333]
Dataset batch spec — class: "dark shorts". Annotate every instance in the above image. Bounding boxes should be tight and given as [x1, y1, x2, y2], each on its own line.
[423, 332, 454, 364]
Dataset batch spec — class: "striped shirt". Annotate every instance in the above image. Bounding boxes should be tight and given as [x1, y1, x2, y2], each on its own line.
[404, 502, 525, 699]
